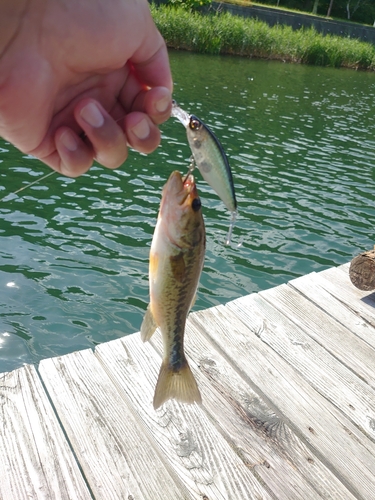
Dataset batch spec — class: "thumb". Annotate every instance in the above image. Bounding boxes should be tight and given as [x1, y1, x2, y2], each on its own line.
[131, 32, 173, 92]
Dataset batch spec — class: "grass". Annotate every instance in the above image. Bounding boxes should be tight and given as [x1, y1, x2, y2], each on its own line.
[151, 4, 375, 70]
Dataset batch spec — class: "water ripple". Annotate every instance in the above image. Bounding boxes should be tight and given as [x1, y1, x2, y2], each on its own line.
[1, 54, 375, 371]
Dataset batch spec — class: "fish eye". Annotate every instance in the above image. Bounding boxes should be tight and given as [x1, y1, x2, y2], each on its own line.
[189, 117, 201, 131]
[191, 197, 201, 212]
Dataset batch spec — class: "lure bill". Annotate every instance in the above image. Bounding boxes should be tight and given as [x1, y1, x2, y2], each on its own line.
[171, 100, 237, 244]
[170, 101, 190, 127]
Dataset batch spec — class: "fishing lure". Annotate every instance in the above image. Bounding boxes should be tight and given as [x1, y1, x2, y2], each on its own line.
[171, 100, 237, 245]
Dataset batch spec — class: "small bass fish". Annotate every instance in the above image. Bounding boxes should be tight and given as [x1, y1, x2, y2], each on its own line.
[141, 170, 205, 409]
[172, 101, 237, 244]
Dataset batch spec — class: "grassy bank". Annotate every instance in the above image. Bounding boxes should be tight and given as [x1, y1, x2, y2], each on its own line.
[151, 4, 375, 70]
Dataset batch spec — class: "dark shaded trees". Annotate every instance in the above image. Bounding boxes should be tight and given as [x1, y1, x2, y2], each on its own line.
[257, 0, 375, 24]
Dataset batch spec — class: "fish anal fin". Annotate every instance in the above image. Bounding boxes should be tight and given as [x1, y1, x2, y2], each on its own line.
[153, 360, 202, 410]
[170, 253, 186, 282]
[140, 305, 158, 343]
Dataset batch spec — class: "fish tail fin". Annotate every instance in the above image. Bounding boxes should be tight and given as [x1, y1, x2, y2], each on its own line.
[140, 305, 158, 342]
[153, 359, 202, 410]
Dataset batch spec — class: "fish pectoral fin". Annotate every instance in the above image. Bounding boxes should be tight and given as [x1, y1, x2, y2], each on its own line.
[140, 305, 158, 343]
[170, 252, 186, 282]
[153, 359, 202, 410]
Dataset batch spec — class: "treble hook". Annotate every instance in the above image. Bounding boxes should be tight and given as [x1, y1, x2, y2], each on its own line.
[182, 157, 196, 183]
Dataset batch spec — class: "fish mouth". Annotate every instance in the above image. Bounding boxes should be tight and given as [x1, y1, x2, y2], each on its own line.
[181, 174, 196, 204]
[179, 174, 198, 209]
[159, 171, 202, 245]
[164, 171, 197, 207]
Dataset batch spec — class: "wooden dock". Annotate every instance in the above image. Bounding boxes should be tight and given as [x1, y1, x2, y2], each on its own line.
[1, 263, 375, 500]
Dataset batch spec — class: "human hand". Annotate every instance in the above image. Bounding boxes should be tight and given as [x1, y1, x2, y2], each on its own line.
[0, 0, 173, 176]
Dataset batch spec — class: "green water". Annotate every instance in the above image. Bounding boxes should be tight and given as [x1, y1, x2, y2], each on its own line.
[1, 51, 375, 373]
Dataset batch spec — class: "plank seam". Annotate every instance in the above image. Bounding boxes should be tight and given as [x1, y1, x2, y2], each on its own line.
[254, 288, 375, 446]
[192, 308, 369, 500]
[288, 281, 375, 352]
[93, 341, 194, 499]
[35, 360, 96, 500]
[144, 329, 284, 500]
[260, 285, 372, 389]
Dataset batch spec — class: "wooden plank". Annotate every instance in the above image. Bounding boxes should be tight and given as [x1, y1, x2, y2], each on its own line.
[289, 272, 375, 350]
[95, 334, 274, 500]
[39, 349, 187, 500]
[315, 265, 375, 326]
[0, 364, 91, 500]
[227, 291, 375, 441]
[189, 304, 375, 500]
[323, 263, 375, 306]
[257, 282, 375, 389]
[149, 318, 357, 500]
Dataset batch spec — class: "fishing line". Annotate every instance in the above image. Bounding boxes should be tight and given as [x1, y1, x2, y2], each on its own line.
[0, 112, 131, 203]
[0, 170, 56, 202]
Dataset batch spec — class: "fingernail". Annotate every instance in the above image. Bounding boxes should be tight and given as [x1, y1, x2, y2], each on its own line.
[80, 102, 104, 128]
[60, 130, 78, 152]
[155, 95, 170, 113]
[131, 118, 150, 140]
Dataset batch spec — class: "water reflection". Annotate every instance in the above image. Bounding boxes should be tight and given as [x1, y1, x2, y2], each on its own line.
[1, 52, 375, 372]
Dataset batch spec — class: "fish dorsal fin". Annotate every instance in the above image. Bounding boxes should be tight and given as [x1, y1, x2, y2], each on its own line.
[170, 253, 186, 282]
[140, 305, 158, 342]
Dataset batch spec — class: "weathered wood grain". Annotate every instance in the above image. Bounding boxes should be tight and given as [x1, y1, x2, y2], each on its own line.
[190, 304, 375, 500]
[39, 349, 187, 500]
[95, 334, 274, 500]
[227, 291, 375, 441]
[257, 282, 375, 389]
[3, 262, 375, 500]
[150, 316, 357, 500]
[316, 265, 375, 326]
[289, 272, 375, 350]
[0, 364, 91, 500]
